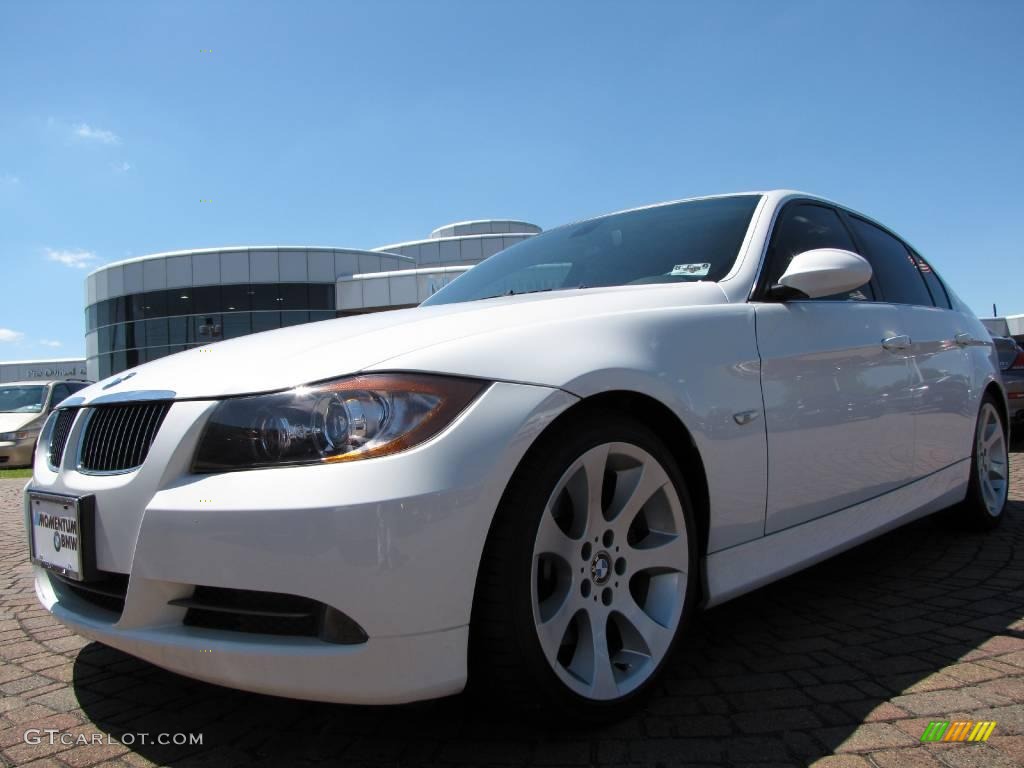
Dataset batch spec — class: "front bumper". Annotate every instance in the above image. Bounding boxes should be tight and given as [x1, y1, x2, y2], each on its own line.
[26, 380, 576, 703]
[1, 436, 36, 467]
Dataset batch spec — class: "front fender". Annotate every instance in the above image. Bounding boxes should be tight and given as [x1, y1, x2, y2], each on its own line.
[368, 304, 769, 553]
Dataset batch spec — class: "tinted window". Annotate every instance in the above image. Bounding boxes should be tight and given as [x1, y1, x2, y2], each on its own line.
[249, 284, 278, 311]
[111, 296, 127, 324]
[279, 283, 309, 310]
[50, 385, 71, 406]
[111, 323, 126, 351]
[195, 315, 223, 341]
[97, 299, 112, 327]
[222, 284, 251, 312]
[424, 195, 761, 306]
[141, 290, 167, 318]
[252, 312, 280, 333]
[222, 312, 252, 339]
[126, 320, 146, 349]
[168, 315, 191, 345]
[168, 289, 194, 316]
[128, 292, 146, 320]
[308, 284, 334, 310]
[764, 203, 871, 301]
[911, 252, 951, 309]
[145, 318, 169, 347]
[192, 285, 220, 315]
[848, 217, 933, 306]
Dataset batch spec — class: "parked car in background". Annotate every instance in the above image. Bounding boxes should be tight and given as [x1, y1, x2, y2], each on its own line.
[0, 380, 92, 467]
[25, 191, 1010, 721]
[992, 335, 1024, 435]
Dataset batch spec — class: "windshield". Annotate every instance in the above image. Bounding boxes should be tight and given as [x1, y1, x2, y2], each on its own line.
[0, 385, 47, 413]
[424, 195, 761, 306]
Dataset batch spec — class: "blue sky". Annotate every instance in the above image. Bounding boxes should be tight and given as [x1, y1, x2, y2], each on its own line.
[1, 1, 1022, 361]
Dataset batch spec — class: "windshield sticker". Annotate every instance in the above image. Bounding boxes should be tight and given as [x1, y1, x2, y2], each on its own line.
[671, 263, 710, 277]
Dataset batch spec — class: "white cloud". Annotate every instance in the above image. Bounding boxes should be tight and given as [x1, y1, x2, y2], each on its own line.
[0, 328, 24, 343]
[39, 339, 62, 348]
[0, 173, 19, 185]
[44, 248, 98, 269]
[111, 161, 131, 173]
[74, 123, 120, 145]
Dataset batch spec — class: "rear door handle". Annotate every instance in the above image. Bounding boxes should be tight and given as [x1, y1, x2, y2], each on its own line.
[882, 334, 911, 351]
[954, 333, 973, 347]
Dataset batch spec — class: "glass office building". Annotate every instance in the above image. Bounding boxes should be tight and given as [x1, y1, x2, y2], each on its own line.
[84, 220, 541, 380]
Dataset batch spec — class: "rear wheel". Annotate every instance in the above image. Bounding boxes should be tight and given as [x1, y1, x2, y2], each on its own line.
[470, 415, 698, 721]
[958, 395, 1009, 530]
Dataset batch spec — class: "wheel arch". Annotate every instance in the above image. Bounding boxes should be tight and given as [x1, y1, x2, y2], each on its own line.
[982, 379, 1009, 427]
[478, 389, 712, 579]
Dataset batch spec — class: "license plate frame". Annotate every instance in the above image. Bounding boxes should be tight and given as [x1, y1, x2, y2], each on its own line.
[27, 491, 97, 582]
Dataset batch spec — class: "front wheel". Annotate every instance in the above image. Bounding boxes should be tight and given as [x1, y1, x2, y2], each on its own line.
[958, 395, 1009, 530]
[470, 415, 698, 721]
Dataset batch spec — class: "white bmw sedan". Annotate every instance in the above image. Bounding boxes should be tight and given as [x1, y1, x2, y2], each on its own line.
[26, 190, 1009, 720]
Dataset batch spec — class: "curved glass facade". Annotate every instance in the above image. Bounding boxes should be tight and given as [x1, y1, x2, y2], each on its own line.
[85, 222, 542, 380]
[87, 283, 338, 379]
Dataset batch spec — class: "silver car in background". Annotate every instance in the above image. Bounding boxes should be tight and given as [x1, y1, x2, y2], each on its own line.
[0, 380, 92, 467]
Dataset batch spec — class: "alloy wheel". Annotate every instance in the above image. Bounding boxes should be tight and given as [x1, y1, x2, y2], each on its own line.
[530, 442, 688, 701]
[977, 402, 1008, 517]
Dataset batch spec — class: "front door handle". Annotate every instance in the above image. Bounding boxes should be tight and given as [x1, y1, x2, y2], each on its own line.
[954, 333, 973, 347]
[882, 334, 911, 351]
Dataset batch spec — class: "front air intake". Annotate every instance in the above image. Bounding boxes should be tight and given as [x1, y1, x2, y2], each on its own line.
[79, 402, 171, 473]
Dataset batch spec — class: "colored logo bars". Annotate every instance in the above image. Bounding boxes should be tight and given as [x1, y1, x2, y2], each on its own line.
[920, 721, 996, 742]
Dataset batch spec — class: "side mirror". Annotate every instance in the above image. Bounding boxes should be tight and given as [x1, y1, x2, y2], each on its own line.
[769, 248, 872, 300]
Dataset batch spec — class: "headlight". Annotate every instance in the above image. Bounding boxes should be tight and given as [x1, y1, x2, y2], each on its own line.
[193, 373, 489, 472]
[0, 430, 37, 442]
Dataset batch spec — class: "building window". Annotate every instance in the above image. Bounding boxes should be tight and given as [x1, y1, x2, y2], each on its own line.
[222, 312, 252, 339]
[145, 318, 169, 347]
[251, 312, 281, 333]
[221, 284, 251, 312]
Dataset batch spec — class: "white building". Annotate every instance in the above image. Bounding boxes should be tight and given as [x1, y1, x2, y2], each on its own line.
[0, 358, 89, 384]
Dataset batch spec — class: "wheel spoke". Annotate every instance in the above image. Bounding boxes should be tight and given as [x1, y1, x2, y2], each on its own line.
[535, 506, 579, 558]
[982, 477, 996, 509]
[619, 600, 675, 660]
[989, 457, 1008, 481]
[627, 532, 689, 575]
[587, 618, 619, 700]
[580, 445, 610, 521]
[535, 592, 578, 659]
[609, 460, 669, 534]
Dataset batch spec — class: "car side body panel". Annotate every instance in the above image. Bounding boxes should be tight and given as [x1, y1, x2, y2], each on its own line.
[368, 301, 769, 554]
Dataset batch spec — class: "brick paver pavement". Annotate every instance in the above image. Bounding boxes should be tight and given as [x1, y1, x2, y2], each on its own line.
[1, 440, 1022, 768]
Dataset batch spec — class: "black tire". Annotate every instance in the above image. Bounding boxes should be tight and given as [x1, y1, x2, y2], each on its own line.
[957, 393, 1010, 531]
[469, 411, 699, 722]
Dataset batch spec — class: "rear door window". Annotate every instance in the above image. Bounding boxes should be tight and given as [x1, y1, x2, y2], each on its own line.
[846, 216, 934, 306]
[911, 252, 952, 309]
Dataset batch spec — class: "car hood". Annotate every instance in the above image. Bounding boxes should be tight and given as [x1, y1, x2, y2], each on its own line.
[0, 412, 41, 432]
[70, 282, 730, 404]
